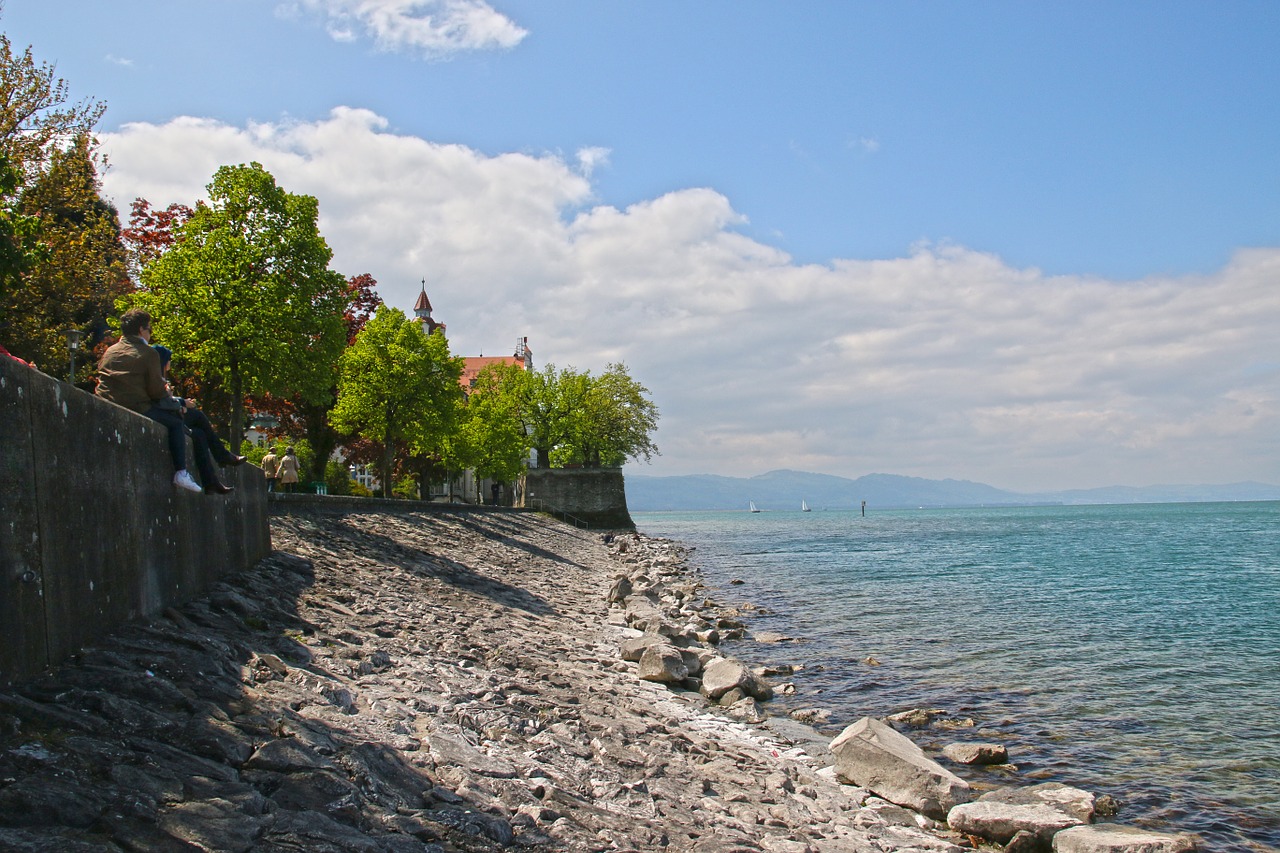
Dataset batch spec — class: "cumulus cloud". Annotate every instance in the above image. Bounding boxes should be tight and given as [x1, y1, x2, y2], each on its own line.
[98, 110, 1280, 491]
[278, 0, 528, 57]
[575, 146, 610, 177]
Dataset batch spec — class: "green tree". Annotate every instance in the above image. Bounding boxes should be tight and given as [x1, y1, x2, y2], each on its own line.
[570, 362, 659, 467]
[455, 362, 534, 483]
[246, 272, 382, 481]
[133, 162, 349, 447]
[0, 27, 105, 178]
[330, 306, 463, 498]
[0, 151, 41, 331]
[525, 363, 590, 469]
[3, 135, 130, 374]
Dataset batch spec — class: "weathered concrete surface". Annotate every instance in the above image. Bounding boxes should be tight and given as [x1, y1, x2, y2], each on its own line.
[520, 467, 634, 529]
[0, 509, 972, 852]
[830, 716, 973, 820]
[0, 356, 270, 684]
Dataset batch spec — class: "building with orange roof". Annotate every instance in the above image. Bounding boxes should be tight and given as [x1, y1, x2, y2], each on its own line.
[414, 281, 534, 392]
[411, 281, 535, 503]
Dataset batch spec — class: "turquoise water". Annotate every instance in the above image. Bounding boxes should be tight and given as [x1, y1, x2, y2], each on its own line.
[636, 502, 1280, 852]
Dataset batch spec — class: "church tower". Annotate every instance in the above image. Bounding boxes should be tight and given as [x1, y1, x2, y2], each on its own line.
[414, 279, 446, 337]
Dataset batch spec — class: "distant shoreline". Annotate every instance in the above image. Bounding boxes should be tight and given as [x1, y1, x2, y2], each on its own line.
[624, 468, 1280, 512]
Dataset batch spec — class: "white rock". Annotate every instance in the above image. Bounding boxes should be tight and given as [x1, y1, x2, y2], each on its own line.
[830, 716, 972, 821]
[636, 644, 688, 683]
[699, 658, 773, 701]
[1053, 824, 1198, 853]
[948, 800, 1084, 845]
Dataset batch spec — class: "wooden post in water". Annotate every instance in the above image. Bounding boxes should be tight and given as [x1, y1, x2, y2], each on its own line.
[861, 500, 866, 517]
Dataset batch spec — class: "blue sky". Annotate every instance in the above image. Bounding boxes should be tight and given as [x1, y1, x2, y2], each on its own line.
[6, 1, 1279, 490]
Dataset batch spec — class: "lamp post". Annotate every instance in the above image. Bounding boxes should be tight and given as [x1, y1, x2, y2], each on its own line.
[62, 327, 82, 384]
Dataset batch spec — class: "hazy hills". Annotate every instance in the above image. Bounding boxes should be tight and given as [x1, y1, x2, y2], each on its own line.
[624, 469, 1280, 512]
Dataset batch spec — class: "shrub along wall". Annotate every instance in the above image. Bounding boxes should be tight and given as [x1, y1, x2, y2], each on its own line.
[0, 356, 271, 684]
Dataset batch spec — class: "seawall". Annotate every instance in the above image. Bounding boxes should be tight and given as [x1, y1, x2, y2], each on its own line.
[520, 466, 635, 529]
[0, 356, 271, 684]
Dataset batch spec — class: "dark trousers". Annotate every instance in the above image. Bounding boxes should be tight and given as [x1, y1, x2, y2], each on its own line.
[183, 407, 235, 465]
[143, 405, 219, 487]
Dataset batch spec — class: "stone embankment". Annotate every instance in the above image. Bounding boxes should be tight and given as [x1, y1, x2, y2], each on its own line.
[0, 509, 1198, 852]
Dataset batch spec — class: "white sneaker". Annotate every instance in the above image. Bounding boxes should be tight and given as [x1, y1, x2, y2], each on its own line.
[173, 469, 203, 493]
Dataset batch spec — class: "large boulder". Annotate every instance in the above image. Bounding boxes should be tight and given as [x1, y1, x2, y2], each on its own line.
[607, 575, 633, 604]
[948, 783, 1095, 846]
[623, 593, 666, 631]
[637, 644, 689, 684]
[619, 633, 670, 662]
[699, 658, 773, 702]
[1053, 824, 1198, 853]
[830, 716, 972, 820]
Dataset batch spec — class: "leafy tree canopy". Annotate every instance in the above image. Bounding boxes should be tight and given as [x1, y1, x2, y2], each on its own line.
[567, 362, 659, 467]
[0, 26, 105, 178]
[0, 150, 41, 326]
[246, 272, 382, 481]
[465, 360, 659, 472]
[132, 162, 350, 446]
[454, 362, 534, 483]
[2, 135, 128, 373]
[330, 306, 463, 496]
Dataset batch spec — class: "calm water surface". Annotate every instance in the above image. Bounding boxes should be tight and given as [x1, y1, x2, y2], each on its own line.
[636, 502, 1280, 852]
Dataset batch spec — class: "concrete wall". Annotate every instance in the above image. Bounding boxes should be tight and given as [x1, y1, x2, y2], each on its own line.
[0, 356, 271, 684]
[519, 467, 635, 530]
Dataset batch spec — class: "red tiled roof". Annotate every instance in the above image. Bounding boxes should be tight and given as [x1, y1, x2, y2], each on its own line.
[461, 355, 527, 389]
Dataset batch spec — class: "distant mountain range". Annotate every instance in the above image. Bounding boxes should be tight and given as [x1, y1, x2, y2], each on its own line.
[624, 469, 1280, 512]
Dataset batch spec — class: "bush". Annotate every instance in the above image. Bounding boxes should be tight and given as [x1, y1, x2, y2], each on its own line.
[324, 459, 352, 496]
[240, 440, 270, 467]
[392, 474, 419, 500]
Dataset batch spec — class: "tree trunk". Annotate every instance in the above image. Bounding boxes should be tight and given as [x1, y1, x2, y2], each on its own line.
[381, 402, 395, 498]
[229, 364, 244, 451]
[304, 401, 337, 482]
[380, 437, 395, 499]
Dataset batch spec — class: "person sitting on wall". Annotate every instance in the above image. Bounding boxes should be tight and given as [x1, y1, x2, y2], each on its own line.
[0, 341, 34, 368]
[153, 344, 247, 474]
[95, 308, 228, 494]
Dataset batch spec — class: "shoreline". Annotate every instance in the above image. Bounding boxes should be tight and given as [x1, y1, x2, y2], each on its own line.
[0, 508, 972, 852]
[633, 514, 1264, 853]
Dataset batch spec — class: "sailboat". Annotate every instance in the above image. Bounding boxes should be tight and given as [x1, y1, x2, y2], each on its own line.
[749, 502, 760, 513]
[801, 500, 811, 512]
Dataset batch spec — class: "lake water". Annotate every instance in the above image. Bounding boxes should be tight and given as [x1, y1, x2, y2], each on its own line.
[635, 502, 1280, 852]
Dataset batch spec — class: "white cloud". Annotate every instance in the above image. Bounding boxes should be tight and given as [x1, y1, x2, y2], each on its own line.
[105, 54, 135, 68]
[98, 110, 1280, 491]
[279, 0, 528, 57]
[852, 135, 880, 154]
[575, 146, 610, 177]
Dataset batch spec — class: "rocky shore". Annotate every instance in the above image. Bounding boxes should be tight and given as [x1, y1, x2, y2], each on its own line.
[0, 507, 1199, 852]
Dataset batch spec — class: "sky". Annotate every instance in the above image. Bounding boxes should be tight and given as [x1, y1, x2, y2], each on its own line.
[5, 1, 1279, 492]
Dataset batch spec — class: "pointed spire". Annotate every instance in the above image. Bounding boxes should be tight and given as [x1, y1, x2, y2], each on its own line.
[415, 277, 446, 337]
[413, 278, 432, 317]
